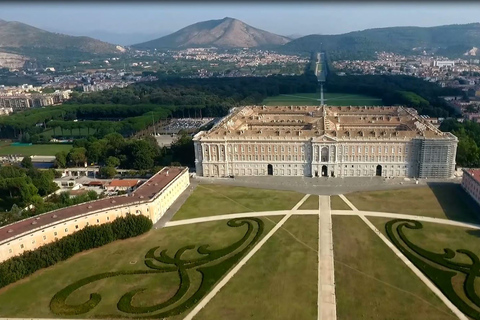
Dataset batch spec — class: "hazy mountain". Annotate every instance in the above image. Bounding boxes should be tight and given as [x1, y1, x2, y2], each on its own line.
[133, 17, 291, 49]
[51, 29, 173, 46]
[0, 19, 123, 56]
[283, 23, 480, 59]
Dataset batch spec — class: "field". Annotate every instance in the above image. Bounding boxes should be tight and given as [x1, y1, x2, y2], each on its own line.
[196, 216, 318, 320]
[42, 127, 98, 139]
[333, 216, 455, 320]
[330, 195, 352, 210]
[345, 184, 480, 223]
[298, 194, 319, 210]
[262, 92, 383, 106]
[0, 143, 72, 156]
[172, 184, 305, 220]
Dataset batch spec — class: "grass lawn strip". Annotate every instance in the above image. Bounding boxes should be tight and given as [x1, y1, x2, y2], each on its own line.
[172, 184, 305, 221]
[345, 185, 480, 223]
[0, 144, 72, 156]
[298, 194, 319, 210]
[332, 216, 455, 320]
[0, 217, 277, 318]
[262, 92, 382, 106]
[194, 216, 318, 320]
[330, 195, 353, 210]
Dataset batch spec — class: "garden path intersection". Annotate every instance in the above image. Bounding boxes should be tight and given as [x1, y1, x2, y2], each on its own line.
[3, 192, 480, 320]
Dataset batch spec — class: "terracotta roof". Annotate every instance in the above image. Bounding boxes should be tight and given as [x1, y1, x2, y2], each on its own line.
[0, 167, 185, 243]
[85, 181, 108, 186]
[467, 169, 480, 184]
[108, 179, 140, 188]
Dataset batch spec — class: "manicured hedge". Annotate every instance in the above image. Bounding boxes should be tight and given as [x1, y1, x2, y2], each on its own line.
[50, 217, 264, 317]
[0, 214, 152, 289]
[385, 219, 480, 319]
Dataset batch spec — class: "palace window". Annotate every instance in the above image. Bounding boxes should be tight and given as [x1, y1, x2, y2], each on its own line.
[43, 235, 46, 240]
[365, 146, 368, 153]
[65, 228, 68, 233]
[20, 244, 24, 249]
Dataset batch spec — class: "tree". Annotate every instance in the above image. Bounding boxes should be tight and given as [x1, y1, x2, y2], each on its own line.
[68, 147, 87, 167]
[54, 151, 68, 168]
[21, 156, 34, 170]
[99, 166, 117, 179]
[105, 156, 120, 168]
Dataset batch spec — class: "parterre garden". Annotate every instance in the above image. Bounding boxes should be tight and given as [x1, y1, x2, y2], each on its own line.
[1, 183, 480, 319]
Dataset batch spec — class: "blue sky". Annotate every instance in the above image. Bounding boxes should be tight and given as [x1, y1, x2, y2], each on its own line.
[1, 3, 480, 36]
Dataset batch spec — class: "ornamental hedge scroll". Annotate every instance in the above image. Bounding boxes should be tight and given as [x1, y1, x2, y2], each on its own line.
[385, 219, 480, 319]
[50, 217, 264, 318]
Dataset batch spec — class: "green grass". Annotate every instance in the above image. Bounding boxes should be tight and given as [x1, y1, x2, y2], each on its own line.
[298, 195, 319, 210]
[262, 92, 383, 106]
[195, 215, 318, 320]
[0, 144, 72, 156]
[172, 184, 306, 221]
[370, 216, 480, 316]
[330, 195, 352, 210]
[333, 216, 455, 320]
[0, 218, 276, 318]
[42, 127, 97, 139]
[345, 184, 480, 223]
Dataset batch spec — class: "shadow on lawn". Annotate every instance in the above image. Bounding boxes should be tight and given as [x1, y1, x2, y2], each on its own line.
[427, 182, 480, 224]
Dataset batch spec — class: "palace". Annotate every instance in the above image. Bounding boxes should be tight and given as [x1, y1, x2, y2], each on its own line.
[193, 106, 458, 179]
[0, 167, 190, 262]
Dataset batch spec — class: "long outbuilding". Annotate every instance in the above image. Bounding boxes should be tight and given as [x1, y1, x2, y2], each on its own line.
[0, 166, 190, 262]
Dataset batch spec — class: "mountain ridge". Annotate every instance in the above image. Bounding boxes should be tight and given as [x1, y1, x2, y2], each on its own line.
[284, 22, 480, 58]
[0, 19, 123, 56]
[133, 17, 291, 49]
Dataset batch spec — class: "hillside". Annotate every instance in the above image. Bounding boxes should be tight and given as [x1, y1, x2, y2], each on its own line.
[283, 23, 480, 59]
[133, 17, 290, 49]
[0, 19, 123, 56]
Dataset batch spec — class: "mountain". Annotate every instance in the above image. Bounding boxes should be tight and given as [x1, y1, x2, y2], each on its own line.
[0, 19, 124, 56]
[283, 23, 480, 59]
[133, 17, 290, 49]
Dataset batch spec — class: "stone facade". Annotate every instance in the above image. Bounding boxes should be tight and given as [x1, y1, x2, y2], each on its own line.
[0, 167, 190, 263]
[462, 169, 480, 206]
[194, 106, 457, 179]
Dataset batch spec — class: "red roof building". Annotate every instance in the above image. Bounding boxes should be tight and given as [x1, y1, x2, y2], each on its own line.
[462, 169, 480, 206]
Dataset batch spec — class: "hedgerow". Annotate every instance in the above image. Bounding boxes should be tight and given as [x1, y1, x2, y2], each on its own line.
[385, 219, 480, 319]
[0, 214, 152, 289]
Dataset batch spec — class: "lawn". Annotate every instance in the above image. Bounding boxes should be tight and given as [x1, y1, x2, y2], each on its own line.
[262, 92, 383, 106]
[172, 184, 306, 221]
[332, 216, 455, 320]
[0, 143, 72, 156]
[195, 215, 318, 320]
[369, 217, 480, 318]
[42, 127, 98, 139]
[330, 195, 352, 210]
[298, 194, 319, 210]
[0, 217, 276, 319]
[345, 184, 480, 223]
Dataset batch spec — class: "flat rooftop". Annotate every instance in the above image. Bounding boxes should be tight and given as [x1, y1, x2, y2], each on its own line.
[195, 106, 452, 141]
[0, 167, 185, 243]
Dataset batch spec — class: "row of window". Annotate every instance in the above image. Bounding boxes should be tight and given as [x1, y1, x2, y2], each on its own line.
[343, 145, 406, 155]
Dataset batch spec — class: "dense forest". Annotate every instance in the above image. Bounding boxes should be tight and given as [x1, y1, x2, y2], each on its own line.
[0, 74, 317, 140]
[326, 73, 464, 117]
[440, 119, 480, 168]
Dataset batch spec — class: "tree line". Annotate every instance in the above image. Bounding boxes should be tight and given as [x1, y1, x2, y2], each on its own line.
[440, 119, 480, 168]
[0, 214, 152, 289]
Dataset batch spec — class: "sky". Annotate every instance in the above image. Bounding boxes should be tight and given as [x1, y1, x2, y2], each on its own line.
[1, 2, 480, 44]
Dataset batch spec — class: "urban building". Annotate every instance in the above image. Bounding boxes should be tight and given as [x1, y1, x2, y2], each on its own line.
[461, 169, 480, 206]
[0, 167, 190, 262]
[193, 106, 458, 179]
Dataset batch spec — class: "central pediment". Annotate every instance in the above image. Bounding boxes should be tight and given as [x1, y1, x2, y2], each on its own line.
[313, 134, 337, 142]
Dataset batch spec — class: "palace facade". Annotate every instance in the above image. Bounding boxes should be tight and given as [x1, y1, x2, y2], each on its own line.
[0, 167, 190, 262]
[193, 106, 458, 179]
